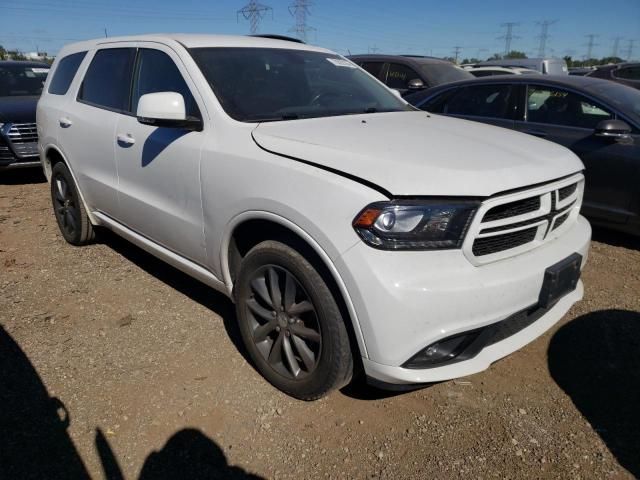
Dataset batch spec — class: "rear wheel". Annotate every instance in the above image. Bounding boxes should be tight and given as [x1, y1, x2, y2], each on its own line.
[234, 240, 353, 400]
[51, 162, 95, 245]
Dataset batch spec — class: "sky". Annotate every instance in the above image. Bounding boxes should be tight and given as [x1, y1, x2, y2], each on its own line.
[1, 0, 639, 61]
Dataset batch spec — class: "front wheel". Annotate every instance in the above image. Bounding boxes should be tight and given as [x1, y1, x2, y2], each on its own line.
[234, 241, 353, 400]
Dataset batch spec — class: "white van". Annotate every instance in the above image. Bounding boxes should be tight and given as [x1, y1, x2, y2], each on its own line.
[479, 58, 569, 75]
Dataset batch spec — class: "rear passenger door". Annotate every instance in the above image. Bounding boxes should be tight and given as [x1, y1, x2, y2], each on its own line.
[60, 46, 136, 215]
[422, 83, 518, 130]
[515, 84, 637, 222]
[114, 45, 207, 264]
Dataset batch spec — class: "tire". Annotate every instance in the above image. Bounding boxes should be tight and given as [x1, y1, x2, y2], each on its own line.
[50, 162, 95, 246]
[234, 240, 353, 400]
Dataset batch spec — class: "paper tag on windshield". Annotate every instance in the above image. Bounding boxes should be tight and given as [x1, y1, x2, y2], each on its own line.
[327, 58, 356, 68]
[31, 68, 49, 73]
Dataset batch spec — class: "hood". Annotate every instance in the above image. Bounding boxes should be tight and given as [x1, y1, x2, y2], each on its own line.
[0, 96, 39, 124]
[252, 111, 584, 197]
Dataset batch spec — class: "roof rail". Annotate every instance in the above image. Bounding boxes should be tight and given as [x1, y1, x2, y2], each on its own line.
[249, 34, 305, 44]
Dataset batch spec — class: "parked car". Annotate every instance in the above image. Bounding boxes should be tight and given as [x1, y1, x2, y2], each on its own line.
[586, 62, 640, 90]
[347, 54, 473, 96]
[0, 61, 50, 170]
[478, 58, 568, 75]
[465, 66, 541, 77]
[407, 75, 640, 235]
[38, 34, 590, 399]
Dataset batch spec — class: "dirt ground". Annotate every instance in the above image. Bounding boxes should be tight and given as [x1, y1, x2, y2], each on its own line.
[1, 169, 639, 480]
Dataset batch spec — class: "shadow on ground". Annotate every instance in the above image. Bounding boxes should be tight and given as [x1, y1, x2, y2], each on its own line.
[0, 324, 263, 479]
[548, 309, 640, 478]
[591, 226, 640, 251]
[0, 168, 47, 185]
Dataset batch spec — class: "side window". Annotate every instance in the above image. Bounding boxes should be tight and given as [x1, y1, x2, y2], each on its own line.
[360, 62, 385, 79]
[613, 66, 640, 81]
[420, 88, 459, 113]
[385, 63, 421, 89]
[78, 48, 136, 112]
[444, 84, 513, 119]
[48, 52, 87, 95]
[526, 86, 612, 129]
[132, 49, 200, 118]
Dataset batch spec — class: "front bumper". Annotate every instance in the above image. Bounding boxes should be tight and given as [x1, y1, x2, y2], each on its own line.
[336, 215, 591, 385]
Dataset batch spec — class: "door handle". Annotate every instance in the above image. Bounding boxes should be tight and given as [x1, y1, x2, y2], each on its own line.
[523, 129, 548, 138]
[116, 133, 136, 146]
[59, 117, 73, 128]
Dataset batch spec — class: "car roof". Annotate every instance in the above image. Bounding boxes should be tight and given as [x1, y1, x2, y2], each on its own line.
[56, 33, 332, 56]
[347, 54, 454, 66]
[0, 60, 50, 68]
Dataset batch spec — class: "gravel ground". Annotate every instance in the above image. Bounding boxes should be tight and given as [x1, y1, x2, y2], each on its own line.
[1, 169, 639, 480]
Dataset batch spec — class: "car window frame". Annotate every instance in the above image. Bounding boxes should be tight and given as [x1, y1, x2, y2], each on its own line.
[383, 62, 422, 90]
[47, 52, 85, 96]
[440, 82, 518, 121]
[76, 47, 138, 116]
[523, 83, 616, 131]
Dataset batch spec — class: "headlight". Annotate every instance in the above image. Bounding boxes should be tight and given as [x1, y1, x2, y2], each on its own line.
[352, 200, 479, 250]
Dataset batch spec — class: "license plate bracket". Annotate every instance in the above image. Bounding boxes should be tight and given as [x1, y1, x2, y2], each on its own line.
[538, 253, 582, 308]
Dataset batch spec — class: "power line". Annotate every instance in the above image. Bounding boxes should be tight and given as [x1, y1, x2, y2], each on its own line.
[611, 36, 623, 58]
[536, 20, 556, 57]
[584, 34, 599, 61]
[452, 46, 462, 64]
[237, 0, 272, 34]
[289, 0, 315, 43]
[368, 45, 379, 54]
[498, 22, 520, 56]
[624, 39, 635, 60]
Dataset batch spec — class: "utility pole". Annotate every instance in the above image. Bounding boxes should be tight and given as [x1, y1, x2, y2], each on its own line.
[584, 34, 598, 62]
[237, 0, 272, 34]
[536, 20, 556, 57]
[289, 0, 315, 43]
[452, 46, 462, 64]
[104, 27, 108, 38]
[624, 39, 635, 60]
[611, 36, 623, 58]
[498, 22, 519, 56]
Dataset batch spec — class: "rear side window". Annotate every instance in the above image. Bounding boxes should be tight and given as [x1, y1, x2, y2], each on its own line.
[48, 52, 86, 95]
[360, 62, 385, 79]
[385, 63, 421, 89]
[78, 48, 136, 112]
[526, 86, 612, 129]
[444, 84, 513, 119]
[613, 66, 640, 81]
[132, 49, 200, 118]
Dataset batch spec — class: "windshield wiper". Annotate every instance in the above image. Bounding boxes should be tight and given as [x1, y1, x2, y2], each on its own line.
[251, 113, 300, 122]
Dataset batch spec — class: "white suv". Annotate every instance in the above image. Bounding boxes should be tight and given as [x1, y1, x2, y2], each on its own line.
[37, 35, 591, 400]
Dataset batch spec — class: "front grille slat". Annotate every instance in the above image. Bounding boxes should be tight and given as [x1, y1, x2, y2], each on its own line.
[6, 123, 38, 144]
[472, 228, 537, 256]
[483, 196, 540, 222]
[558, 183, 577, 201]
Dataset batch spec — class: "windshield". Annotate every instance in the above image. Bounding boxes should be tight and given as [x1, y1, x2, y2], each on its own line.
[420, 64, 473, 86]
[189, 47, 411, 122]
[585, 81, 640, 126]
[0, 64, 49, 97]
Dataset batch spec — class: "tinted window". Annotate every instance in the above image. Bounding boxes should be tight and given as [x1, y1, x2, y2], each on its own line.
[78, 48, 136, 112]
[613, 66, 640, 81]
[420, 64, 474, 86]
[418, 88, 459, 113]
[444, 84, 513, 119]
[48, 52, 86, 95]
[0, 64, 49, 97]
[190, 48, 409, 122]
[360, 62, 385, 79]
[132, 49, 199, 118]
[471, 70, 512, 77]
[386, 63, 421, 89]
[527, 86, 612, 129]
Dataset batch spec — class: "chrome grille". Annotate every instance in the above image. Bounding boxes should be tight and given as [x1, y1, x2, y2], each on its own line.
[7, 123, 38, 143]
[463, 174, 585, 265]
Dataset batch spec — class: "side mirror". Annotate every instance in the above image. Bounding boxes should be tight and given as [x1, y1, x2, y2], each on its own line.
[594, 119, 631, 140]
[407, 78, 425, 90]
[136, 92, 201, 130]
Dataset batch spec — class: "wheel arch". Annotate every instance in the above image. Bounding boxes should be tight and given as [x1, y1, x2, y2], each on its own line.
[222, 212, 369, 360]
[43, 144, 99, 226]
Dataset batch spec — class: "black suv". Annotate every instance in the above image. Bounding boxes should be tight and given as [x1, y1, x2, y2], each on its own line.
[348, 54, 473, 96]
[0, 61, 50, 170]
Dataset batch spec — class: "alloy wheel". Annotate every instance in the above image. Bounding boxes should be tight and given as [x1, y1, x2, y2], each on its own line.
[53, 175, 78, 237]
